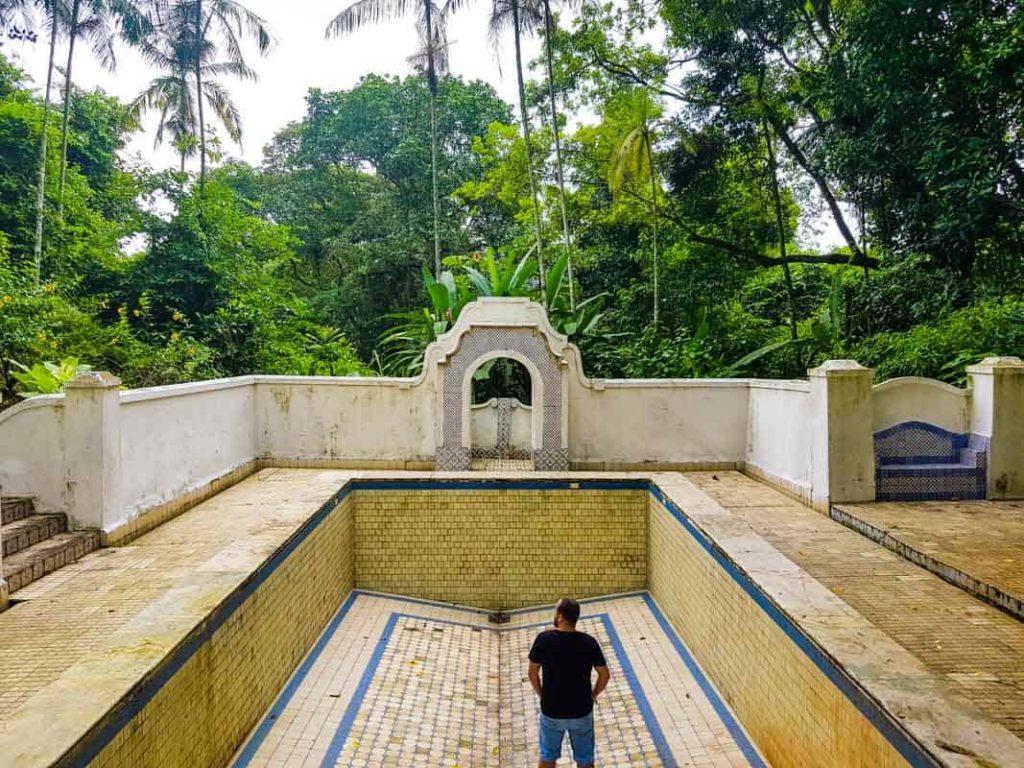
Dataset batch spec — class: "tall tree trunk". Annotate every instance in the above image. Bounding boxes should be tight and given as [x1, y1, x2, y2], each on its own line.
[33, 8, 60, 285]
[767, 115, 867, 265]
[764, 120, 799, 341]
[542, 0, 574, 311]
[512, 0, 545, 298]
[195, 0, 206, 190]
[58, 0, 82, 221]
[425, 0, 441, 275]
[645, 128, 659, 329]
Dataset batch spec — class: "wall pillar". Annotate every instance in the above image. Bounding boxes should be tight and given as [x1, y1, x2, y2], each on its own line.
[809, 360, 875, 509]
[968, 357, 1024, 499]
[63, 372, 122, 530]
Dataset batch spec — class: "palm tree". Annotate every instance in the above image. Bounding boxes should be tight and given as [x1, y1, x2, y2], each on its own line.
[57, 0, 113, 218]
[130, 31, 254, 172]
[56, 0, 156, 217]
[33, 1, 65, 285]
[151, 0, 269, 187]
[1, 0, 67, 283]
[540, 0, 574, 309]
[608, 96, 661, 327]
[487, 0, 546, 293]
[327, 0, 455, 277]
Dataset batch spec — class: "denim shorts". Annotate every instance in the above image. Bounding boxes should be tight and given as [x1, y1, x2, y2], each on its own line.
[538, 711, 595, 764]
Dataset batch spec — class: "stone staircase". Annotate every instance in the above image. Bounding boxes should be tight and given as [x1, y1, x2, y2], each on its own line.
[2, 496, 101, 595]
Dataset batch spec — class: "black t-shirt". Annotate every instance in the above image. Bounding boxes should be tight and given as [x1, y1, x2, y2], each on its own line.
[529, 629, 607, 719]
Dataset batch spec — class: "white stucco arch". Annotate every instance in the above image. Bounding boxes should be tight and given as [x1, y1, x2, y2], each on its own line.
[461, 350, 544, 452]
[425, 298, 572, 470]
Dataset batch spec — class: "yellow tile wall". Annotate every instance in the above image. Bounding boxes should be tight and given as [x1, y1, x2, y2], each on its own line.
[352, 489, 647, 610]
[647, 497, 908, 768]
[81, 493, 355, 768]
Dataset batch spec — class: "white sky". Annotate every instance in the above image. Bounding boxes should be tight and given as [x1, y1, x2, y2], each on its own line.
[6, 0, 542, 169]
[5, 2, 846, 248]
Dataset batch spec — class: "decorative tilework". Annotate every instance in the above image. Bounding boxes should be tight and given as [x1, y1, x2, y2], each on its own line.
[352, 487, 647, 609]
[232, 593, 764, 768]
[874, 421, 988, 500]
[471, 398, 532, 460]
[437, 327, 567, 471]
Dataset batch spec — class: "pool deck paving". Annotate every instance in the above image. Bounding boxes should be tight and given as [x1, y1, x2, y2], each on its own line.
[832, 499, 1024, 620]
[688, 472, 1024, 741]
[230, 592, 762, 768]
[1, 468, 1024, 767]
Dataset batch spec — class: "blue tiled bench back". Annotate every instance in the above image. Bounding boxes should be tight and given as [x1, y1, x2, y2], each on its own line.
[874, 421, 987, 501]
[874, 421, 967, 465]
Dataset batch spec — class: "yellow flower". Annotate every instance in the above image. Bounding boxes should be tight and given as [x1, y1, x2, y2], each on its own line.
[170, 331, 181, 342]
[50, 341, 57, 349]
[132, 309, 141, 318]
[36, 331, 47, 341]
[42, 283, 56, 294]
[1, 295, 11, 305]
[172, 310, 184, 322]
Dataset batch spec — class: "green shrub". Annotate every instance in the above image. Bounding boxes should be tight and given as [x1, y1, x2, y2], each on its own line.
[853, 299, 1024, 384]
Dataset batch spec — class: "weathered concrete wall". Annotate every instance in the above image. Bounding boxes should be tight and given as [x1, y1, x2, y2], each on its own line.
[119, 379, 257, 530]
[0, 397, 64, 513]
[254, 376, 433, 463]
[969, 358, 1024, 498]
[469, 399, 532, 454]
[873, 377, 970, 433]
[745, 382, 812, 501]
[569, 380, 748, 469]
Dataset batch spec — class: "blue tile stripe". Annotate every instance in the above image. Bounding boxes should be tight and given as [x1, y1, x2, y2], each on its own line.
[597, 614, 677, 767]
[354, 588, 649, 616]
[61, 482, 354, 768]
[321, 612, 400, 768]
[264, 602, 684, 768]
[641, 594, 766, 768]
[66, 475, 938, 768]
[232, 591, 360, 768]
[352, 478, 650, 492]
[647, 484, 937, 768]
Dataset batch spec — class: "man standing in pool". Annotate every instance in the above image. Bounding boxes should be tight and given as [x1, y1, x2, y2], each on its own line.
[528, 597, 611, 768]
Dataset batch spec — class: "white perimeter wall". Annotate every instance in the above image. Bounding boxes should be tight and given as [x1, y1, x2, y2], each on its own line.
[569, 380, 749, 466]
[2, 366, 1007, 531]
[872, 377, 970, 433]
[254, 376, 434, 462]
[0, 398, 65, 513]
[746, 382, 813, 494]
[118, 379, 257, 525]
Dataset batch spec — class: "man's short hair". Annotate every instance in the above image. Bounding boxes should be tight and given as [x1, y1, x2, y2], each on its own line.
[557, 597, 581, 624]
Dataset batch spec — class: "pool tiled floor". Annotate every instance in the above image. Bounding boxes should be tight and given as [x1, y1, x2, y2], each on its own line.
[232, 592, 764, 768]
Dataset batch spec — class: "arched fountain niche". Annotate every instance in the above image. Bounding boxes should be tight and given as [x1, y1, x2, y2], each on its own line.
[469, 356, 534, 464]
[428, 298, 571, 471]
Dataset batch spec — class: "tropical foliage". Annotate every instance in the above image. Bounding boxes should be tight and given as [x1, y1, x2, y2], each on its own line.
[0, 0, 1021, 406]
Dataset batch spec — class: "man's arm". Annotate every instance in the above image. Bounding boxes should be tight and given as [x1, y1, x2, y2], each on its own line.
[592, 665, 610, 702]
[528, 661, 543, 698]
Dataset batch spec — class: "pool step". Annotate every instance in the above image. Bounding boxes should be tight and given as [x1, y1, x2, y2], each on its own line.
[2, 513, 68, 557]
[1, 498, 101, 595]
[1, 496, 36, 526]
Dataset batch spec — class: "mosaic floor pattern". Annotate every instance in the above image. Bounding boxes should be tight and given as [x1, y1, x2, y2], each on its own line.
[232, 592, 764, 768]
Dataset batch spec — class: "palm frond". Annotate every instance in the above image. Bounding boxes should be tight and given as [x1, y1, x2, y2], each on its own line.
[325, 0, 414, 38]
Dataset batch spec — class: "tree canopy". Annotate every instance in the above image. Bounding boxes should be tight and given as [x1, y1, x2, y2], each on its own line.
[1, 0, 1022, 405]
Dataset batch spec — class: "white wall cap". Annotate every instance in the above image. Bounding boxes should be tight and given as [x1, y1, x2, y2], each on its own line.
[873, 376, 969, 397]
[807, 359, 873, 377]
[63, 371, 122, 389]
[0, 394, 63, 427]
[967, 356, 1024, 374]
